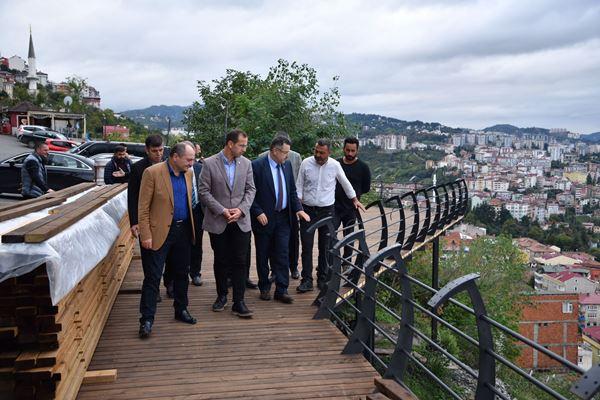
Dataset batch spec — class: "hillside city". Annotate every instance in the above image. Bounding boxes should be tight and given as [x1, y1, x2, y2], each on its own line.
[2, 28, 600, 386]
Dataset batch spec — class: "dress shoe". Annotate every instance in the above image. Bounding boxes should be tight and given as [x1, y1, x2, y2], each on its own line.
[191, 275, 203, 286]
[259, 291, 271, 301]
[291, 270, 300, 280]
[212, 295, 227, 312]
[232, 301, 254, 318]
[175, 309, 197, 324]
[166, 283, 174, 299]
[156, 293, 162, 303]
[296, 280, 314, 293]
[245, 280, 258, 289]
[274, 293, 294, 304]
[138, 320, 152, 339]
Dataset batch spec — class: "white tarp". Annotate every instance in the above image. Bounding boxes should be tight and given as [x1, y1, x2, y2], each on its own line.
[0, 190, 127, 305]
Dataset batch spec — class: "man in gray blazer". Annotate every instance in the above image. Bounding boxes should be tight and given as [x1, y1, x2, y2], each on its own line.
[198, 129, 257, 318]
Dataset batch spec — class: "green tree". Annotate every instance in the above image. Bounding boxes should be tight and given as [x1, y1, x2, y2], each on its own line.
[184, 59, 349, 157]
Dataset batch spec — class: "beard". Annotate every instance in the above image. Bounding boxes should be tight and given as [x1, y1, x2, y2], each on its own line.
[345, 154, 356, 161]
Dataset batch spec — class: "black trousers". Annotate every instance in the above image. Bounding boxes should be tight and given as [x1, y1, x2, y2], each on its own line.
[254, 210, 291, 295]
[289, 218, 300, 273]
[209, 223, 251, 303]
[139, 221, 192, 323]
[332, 206, 358, 264]
[300, 205, 334, 283]
[189, 207, 204, 278]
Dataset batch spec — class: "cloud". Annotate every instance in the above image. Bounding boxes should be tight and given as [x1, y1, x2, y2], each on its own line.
[1, 0, 599, 132]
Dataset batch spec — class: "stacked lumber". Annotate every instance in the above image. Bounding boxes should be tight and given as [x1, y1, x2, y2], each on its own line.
[0, 184, 134, 399]
[0, 183, 96, 223]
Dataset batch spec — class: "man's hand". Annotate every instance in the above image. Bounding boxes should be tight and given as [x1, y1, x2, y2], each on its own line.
[297, 210, 310, 222]
[352, 198, 366, 212]
[113, 168, 125, 178]
[46, 189, 54, 193]
[222, 208, 233, 221]
[130, 224, 140, 238]
[228, 208, 243, 223]
[141, 238, 152, 249]
[256, 213, 268, 226]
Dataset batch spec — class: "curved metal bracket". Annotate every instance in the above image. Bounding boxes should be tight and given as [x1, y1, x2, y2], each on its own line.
[314, 230, 370, 320]
[448, 181, 459, 221]
[457, 178, 469, 217]
[427, 186, 442, 235]
[428, 273, 495, 400]
[402, 191, 419, 250]
[414, 188, 431, 242]
[367, 199, 389, 251]
[439, 184, 451, 226]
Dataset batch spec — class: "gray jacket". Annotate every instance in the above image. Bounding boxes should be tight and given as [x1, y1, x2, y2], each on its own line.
[21, 152, 48, 198]
[198, 152, 256, 234]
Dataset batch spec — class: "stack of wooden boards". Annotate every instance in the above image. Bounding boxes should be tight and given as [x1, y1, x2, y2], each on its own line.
[0, 184, 134, 399]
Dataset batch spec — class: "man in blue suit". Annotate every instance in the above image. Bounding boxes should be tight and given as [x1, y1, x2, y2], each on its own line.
[251, 136, 310, 303]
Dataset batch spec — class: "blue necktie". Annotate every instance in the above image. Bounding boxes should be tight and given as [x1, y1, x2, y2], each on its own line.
[276, 164, 284, 211]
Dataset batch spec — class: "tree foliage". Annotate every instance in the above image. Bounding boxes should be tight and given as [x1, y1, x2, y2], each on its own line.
[184, 59, 349, 157]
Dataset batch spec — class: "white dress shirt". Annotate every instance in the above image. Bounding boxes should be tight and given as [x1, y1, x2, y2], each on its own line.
[296, 156, 356, 207]
[267, 153, 287, 210]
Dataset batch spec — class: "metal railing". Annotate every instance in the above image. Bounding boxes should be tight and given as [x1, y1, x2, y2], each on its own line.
[307, 178, 600, 400]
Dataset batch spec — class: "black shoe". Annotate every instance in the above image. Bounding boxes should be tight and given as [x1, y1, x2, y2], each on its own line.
[291, 270, 300, 280]
[138, 320, 152, 339]
[274, 293, 294, 304]
[212, 296, 227, 312]
[166, 283, 174, 299]
[232, 301, 254, 318]
[156, 293, 162, 303]
[191, 275, 203, 286]
[245, 280, 258, 289]
[259, 291, 271, 301]
[175, 309, 197, 324]
[296, 281, 314, 293]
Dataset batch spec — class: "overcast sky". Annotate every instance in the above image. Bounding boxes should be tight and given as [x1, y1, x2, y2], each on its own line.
[1, 0, 599, 133]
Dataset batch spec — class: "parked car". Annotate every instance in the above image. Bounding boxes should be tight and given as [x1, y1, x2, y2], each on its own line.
[69, 141, 170, 159]
[45, 138, 79, 152]
[19, 130, 69, 148]
[16, 124, 50, 138]
[0, 151, 95, 195]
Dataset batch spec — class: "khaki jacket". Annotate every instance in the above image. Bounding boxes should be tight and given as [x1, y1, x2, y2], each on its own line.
[138, 161, 195, 250]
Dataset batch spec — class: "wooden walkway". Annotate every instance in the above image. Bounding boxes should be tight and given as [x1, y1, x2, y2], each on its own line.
[76, 232, 379, 399]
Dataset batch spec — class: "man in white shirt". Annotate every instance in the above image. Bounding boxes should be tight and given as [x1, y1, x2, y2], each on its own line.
[295, 139, 365, 293]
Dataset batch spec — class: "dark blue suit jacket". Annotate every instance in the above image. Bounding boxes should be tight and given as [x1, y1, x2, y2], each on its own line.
[250, 155, 302, 232]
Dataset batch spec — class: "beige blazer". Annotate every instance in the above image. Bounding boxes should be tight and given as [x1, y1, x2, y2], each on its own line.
[138, 161, 195, 250]
[198, 152, 256, 234]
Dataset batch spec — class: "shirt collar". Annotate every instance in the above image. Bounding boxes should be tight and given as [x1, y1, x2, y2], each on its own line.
[220, 150, 236, 165]
[167, 160, 179, 177]
[267, 153, 279, 169]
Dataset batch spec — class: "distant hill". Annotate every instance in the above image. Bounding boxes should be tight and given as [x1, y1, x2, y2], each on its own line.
[120, 105, 188, 130]
[345, 113, 464, 142]
[582, 132, 600, 143]
[483, 124, 550, 136]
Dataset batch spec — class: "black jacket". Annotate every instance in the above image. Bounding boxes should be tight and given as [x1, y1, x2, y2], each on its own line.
[127, 157, 152, 226]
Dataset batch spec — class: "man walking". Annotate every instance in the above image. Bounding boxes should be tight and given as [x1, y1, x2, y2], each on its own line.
[137, 142, 197, 338]
[21, 141, 53, 198]
[334, 137, 371, 273]
[251, 136, 309, 304]
[296, 139, 365, 293]
[189, 142, 204, 287]
[198, 129, 256, 318]
[127, 135, 170, 302]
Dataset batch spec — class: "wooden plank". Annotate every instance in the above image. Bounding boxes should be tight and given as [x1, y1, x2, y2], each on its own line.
[82, 370, 117, 384]
[0, 182, 95, 214]
[0, 197, 65, 223]
[367, 393, 393, 400]
[374, 377, 419, 400]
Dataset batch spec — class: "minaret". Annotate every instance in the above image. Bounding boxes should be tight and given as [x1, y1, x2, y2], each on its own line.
[27, 27, 39, 96]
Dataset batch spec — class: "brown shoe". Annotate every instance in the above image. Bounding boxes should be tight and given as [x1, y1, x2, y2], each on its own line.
[259, 291, 271, 301]
[274, 293, 294, 304]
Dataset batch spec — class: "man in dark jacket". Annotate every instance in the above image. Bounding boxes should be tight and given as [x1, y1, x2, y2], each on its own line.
[189, 142, 205, 286]
[127, 135, 173, 300]
[104, 145, 133, 184]
[21, 142, 53, 198]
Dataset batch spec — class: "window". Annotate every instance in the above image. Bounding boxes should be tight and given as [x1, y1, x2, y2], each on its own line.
[48, 154, 87, 169]
[589, 306, 598, 310]
[589, 313, 597, 319]
[563, 302, 573, 313]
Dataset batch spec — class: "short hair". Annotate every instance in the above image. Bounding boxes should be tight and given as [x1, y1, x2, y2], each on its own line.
[270, 135, 291, 150]
[274, 131, 292, 145]
[114, 145, 127, 154]
[225, 129, 247, 146]
[344, 137, 359, 148]
[145, 134, 163, 148]
[316, 138, 331, 150]
[34, 141, 48, 151]
[170, 142, 193, 158]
